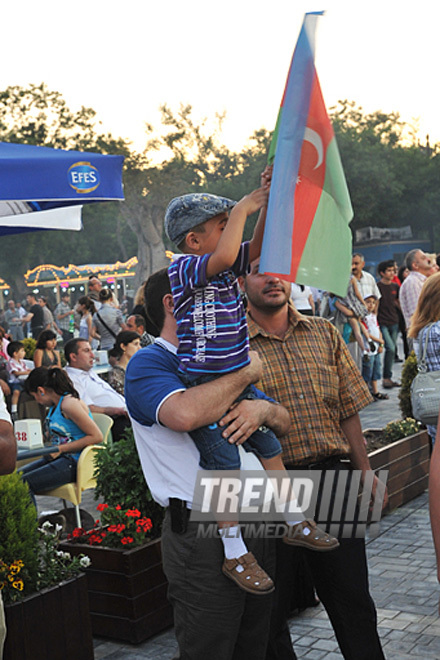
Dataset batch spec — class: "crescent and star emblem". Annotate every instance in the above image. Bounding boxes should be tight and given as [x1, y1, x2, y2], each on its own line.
[303, 127, 324, 169]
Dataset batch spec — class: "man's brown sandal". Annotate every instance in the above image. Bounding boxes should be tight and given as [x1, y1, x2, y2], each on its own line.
[222, 552, 275, 595]
[283, 520, 339, 551]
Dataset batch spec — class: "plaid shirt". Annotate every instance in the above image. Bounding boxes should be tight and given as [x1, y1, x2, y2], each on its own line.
[247, 308, 373, 466]
[399, 271, 426, 328]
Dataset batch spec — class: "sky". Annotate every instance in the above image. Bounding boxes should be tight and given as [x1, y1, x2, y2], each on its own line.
[1, 1, 439, 153]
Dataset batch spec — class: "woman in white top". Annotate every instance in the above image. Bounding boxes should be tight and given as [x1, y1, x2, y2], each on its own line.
[290, 283, 314, 316]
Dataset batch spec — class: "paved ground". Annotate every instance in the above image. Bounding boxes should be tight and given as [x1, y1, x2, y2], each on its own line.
[37, 357, 440, 659]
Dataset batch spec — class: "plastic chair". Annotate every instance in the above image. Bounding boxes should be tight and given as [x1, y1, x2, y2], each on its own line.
[91, 412, 114, 445]
[36, 444, 105, 528]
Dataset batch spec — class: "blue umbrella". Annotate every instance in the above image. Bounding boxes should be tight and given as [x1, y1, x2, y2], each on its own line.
[0, 142, 124, 236]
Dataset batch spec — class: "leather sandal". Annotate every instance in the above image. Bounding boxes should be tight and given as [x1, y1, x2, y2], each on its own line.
[283, 520, 340, 551]
[222, 552, 275, 595]
[373, 392, 389, 400]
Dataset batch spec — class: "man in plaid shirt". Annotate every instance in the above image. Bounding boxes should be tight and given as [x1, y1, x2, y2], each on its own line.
[240, 258, 386, 660]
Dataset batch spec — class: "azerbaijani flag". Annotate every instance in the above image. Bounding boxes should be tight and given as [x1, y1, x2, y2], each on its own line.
[260, 11, 353, 297]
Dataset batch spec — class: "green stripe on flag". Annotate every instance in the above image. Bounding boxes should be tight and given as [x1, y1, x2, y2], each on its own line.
[268, 108, 282, 165]
[295, 139, 353, 296]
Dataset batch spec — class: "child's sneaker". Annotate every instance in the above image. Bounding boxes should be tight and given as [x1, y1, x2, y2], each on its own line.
[283, 520, 339, 551]
[222, 552, 275, 595]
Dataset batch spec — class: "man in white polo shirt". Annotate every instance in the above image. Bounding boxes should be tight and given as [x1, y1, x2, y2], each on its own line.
[64, 338, 130, 442]
[0, 390, 16, 657]
[125, 268, 291, 660]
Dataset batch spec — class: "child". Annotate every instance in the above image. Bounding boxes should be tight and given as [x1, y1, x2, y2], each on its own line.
[361, 295, 388, 400]
[6, 341, 32, 419]
[332, 275, 371, 354]
[164, 176, 338, 595]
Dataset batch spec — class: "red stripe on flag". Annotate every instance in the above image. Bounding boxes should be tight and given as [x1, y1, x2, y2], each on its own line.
[289, 72, 334, 280]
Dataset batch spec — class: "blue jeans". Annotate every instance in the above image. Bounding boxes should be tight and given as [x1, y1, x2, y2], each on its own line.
[380, 324, 399, 379]
[181, 374, 282, 470]
[21, 455, 77, 507]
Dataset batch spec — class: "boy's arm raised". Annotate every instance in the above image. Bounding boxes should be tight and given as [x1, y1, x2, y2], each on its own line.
[248, 165, 272, 263]
[206, 188, 268, 279]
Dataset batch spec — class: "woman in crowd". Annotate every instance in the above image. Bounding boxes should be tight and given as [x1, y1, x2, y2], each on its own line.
[108, 330, 141, 396]
[91, 288, 125, 351]
[131, 282, 148, 326]
[22, 367, 102, 505]
[290, 283, 315, 316]
[33, 330, 61, 368]
[76, 296, 98, 348]
[408, 271, 440, 443]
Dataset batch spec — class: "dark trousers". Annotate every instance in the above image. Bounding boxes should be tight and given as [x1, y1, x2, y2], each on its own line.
[110, 415, 131, 443]
[266, 463, 385, 660]
[162, 511, 275, 660]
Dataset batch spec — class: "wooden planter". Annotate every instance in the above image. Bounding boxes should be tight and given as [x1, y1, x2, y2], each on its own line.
[4, 574, 93, 660]
[367, 429, 431, 511]
[59, 537, 173, 644]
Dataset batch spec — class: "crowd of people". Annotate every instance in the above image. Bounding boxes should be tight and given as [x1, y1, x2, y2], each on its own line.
[1, 194, 440, 658]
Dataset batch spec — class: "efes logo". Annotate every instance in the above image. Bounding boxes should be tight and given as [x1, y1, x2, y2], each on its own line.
[68, 162, 100, 194]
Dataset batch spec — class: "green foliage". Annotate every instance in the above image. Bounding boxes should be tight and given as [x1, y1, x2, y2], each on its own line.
[0, 474, 90, 602]
[399, 352, 418, 419]
[382, 418, 422, 444]
[93, 429, 164, 535]
[0, 472, 39, 594]
[22, 337, 36, 360]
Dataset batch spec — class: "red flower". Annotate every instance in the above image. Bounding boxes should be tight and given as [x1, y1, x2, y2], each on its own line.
[115, 505, 122, 510]
[96, 503, 108, 512]
[125, 509, 141, 518]
[72, 527, 85, 538]
[121, 536, 134, 545]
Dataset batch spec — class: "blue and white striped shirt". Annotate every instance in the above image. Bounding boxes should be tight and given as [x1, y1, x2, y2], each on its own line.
[168, 242, 250, 375]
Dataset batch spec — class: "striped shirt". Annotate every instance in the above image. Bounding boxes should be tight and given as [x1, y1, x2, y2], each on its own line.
[169, 242, 250, 375]
[247, 308, 373, 465]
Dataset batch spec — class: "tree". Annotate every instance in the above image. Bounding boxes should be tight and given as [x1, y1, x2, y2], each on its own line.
[121, 104, 269, 288]
[330, 100, 440, 244]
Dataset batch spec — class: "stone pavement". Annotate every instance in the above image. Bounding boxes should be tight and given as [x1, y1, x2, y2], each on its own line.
[37, 357, 440, 658]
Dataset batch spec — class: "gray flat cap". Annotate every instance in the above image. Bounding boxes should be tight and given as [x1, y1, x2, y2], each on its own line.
[164, 192, 236, 246]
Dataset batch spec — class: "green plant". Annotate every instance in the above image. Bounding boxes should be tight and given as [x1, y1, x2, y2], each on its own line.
[0, 475, 90, 603]
[22, 337, 36, 360]
[0, 472, 39, 594]
[382, 417, 422, 444]
[399, 352, 418, 419]
[94, 428, 164, 535]
[67, 503, 154, 548]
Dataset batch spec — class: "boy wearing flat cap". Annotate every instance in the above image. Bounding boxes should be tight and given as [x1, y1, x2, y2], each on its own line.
[164, 170, 338, 595]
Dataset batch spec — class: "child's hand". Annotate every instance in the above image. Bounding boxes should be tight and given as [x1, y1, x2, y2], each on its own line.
[236, 187, 268, 217]
[261, 165, 273, 190]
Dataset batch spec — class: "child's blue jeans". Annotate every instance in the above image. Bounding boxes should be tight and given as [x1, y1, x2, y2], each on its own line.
[181, 373, 282, 470]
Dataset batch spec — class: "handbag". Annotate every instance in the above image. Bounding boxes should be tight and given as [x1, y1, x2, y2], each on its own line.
[410, 323, 440, 426]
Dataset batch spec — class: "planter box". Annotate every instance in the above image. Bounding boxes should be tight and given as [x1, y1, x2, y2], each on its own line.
[367, 429, 431, 511]
[59, 537, 173, 644]
[4, 574, 93, 660]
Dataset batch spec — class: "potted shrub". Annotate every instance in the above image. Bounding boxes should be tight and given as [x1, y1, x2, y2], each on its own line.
[60, 429, 172, 644]
[0, 472, 93, 660]
[365, 417, 431, 511]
